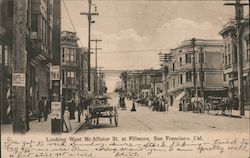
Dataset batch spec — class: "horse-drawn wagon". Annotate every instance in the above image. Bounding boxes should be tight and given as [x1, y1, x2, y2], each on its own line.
[84, 96, 118, 127]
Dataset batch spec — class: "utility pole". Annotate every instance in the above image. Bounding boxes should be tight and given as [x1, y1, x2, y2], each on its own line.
[91, 39, 102, 96]
[224, 0, 248, 116]
[51, 0, 62, 133]
[199, 47, 204, 98]
[191, 38, 198, 98]
[97, 66, 104, 95]
[80, 0, 98, 92]
[12, 0, 27, 133]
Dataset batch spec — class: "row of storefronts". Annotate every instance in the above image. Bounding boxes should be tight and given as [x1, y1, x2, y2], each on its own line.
[120, 15, 249, 109]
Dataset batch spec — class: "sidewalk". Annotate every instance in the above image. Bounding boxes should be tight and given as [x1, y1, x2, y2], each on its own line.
[1, 111, 84, 135]
[168, 105, 250, 119]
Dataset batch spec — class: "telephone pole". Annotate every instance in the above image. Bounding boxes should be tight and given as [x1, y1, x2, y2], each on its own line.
[12, 0, 28, 133]
[224, 0, 248, 116]
[199, 47, 204, 98]
[91, 39, 102, 96]
[51, 0, 62, 133]
[80, 0, 98, 92]
[97, 66, 104, 95]
[191, 38, 197, 97]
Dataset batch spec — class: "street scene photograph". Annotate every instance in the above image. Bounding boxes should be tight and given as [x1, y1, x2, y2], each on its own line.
[0, 0, 249, 158]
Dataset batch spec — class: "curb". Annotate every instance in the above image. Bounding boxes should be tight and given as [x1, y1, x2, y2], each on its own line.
[72, 122, 86, 134]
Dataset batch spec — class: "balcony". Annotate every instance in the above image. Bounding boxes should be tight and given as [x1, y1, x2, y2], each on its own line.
[224, 63, 237, 74]
[31, 39, 50, 62]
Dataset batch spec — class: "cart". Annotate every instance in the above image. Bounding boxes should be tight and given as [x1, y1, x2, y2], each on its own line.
[85, 97, 118, 127]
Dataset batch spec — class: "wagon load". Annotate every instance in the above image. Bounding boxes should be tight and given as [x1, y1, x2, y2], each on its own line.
[89, 105, 114, 113]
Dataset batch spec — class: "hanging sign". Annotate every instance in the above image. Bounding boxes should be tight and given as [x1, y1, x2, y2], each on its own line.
[51, 102, 61, 119]
[50, 66, 60, 80]
[12, 73, 25, 87]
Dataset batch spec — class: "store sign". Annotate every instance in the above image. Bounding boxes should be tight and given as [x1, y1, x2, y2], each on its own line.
[51, 102, 61, 119]
[12, 73, 25, 87]
[50, 66, 60, 80]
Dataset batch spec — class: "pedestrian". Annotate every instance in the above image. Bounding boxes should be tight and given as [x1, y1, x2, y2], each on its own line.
[166, 101, 169, 111]
[38, 97, 45, 122]
[77, 97, 83, 122]
[61, 97, 67, 119]
[179, 102, 183, 111]
[69, 99, 76, 120]
[44, 97, 50, 120]
[26, 103, 30, 131]
[63, 106, 72, 132]
[45, 97, 51, 114]
[131, 101, 136, 112]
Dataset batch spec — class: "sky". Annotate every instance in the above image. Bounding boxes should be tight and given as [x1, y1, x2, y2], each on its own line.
[61, 0, 249, 91]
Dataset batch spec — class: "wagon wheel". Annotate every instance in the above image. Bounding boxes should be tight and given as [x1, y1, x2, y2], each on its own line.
[109, 111, 113, 124]
[114, 106, 118, 127]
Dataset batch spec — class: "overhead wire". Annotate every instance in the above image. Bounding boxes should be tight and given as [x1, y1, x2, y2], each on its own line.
[98, 48, 169, 54]
[65, 0, 243, 2]
[62, 0, 85, 47]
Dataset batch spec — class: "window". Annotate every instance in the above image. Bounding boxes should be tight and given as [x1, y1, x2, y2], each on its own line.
[172, 63, 175, 72]
[245, 37, 250, 61]
[185, 53, 192, 63]
[63, 48, 75, 62]
[222, 53, 224, 64]
[179, 57, 182, 67]
[223, 73, 226, 82]
[66, 70, 75, 84]
[62, 70, 65, 85]
[4, 46, 9, 66]
[180, 74, 183, 84]
[199, 71, 205, 82]
[31, 14, 38, 32]
[70, 49, 74, 62]
[173, 78, 175, 88]
[65, 48, 69, 61]
[199, 53, 204, 63]
[186, 71, 192, 82]
[225, 43, 232, 65]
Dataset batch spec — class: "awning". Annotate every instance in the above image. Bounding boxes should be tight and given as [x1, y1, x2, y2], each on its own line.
[173, 91, 186, 107]
[157, 92, 166, 97]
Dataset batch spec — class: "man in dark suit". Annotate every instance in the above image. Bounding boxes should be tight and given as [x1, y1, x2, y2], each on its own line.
[44, 97, 50, 121]
[38, 97, 45, 122]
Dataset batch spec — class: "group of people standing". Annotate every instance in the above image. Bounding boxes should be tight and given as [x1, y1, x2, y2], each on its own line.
[148, 96, 169, 112]
[129, 94, 170, 112]
[38, 97, 76, 122]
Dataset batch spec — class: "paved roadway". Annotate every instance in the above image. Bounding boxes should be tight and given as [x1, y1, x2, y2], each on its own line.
[76, 93, 249, 134]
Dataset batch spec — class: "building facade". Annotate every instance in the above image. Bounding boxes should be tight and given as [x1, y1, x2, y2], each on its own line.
[61, 31, 88, 103]
[120, 69, 162, 98]
[163, 39, 226, 106]
[219, 15, 250, 109]
[0, 0, 60, 123]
